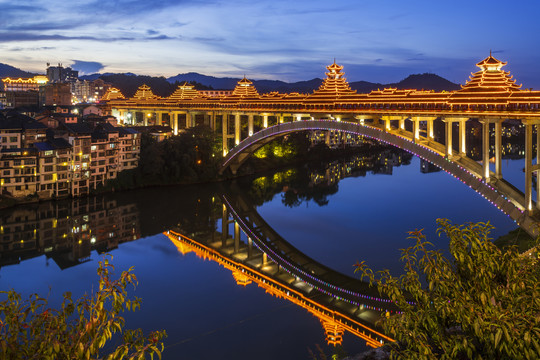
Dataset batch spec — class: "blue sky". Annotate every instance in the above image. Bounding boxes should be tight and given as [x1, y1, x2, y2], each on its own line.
[2, 0, 540, 87]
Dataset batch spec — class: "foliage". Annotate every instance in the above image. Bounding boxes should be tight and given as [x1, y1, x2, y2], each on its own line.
[100, 126, 222, 192]
[354, 219, 540, 360]
[494, 227, 536, 253]
[0, 256, 166, 359]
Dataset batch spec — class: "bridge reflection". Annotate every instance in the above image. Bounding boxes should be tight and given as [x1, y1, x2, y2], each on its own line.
[165, 228, 393, 347]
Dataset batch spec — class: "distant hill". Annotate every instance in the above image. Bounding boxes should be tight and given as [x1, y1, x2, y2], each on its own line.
[84, 73, 212, 98]
[79, 72, 136, 81]
[4, 63, 460, 97]
[388, 73, 461, 92]
[167, 72, 239, 90]
[167, 72, 459, 94]
[0, 63, 35, 79]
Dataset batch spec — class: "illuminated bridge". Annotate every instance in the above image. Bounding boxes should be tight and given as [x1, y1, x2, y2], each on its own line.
[109, 54, 540, 239]
[164, 191, 400, 347]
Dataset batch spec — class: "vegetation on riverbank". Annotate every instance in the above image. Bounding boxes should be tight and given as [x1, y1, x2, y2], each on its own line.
[354, 220, 540, 360]
[0, 255, 166, 359]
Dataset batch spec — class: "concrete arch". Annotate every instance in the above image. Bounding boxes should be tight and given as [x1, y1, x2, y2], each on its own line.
[221, 120, 538, 238]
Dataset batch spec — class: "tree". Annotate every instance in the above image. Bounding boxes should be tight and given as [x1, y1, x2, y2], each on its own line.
[354, 219, 540, 360]
[0, 255, 166, 359]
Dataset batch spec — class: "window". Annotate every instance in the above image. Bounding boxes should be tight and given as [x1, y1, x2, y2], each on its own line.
[10, 137, 17, 142]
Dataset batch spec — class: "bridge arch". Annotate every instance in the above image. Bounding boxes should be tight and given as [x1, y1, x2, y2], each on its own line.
[220, 120, 538, 239]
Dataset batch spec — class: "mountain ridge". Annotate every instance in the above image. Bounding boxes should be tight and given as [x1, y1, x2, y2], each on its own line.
[0, 62, 461, 96]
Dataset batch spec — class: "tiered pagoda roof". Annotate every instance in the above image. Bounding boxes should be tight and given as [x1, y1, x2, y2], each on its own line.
[101, 87, 125, 101]
[305, 60, 357, 103]
[133, 84, 160, 100]
[449, 53, 522, 104]
[168, 81, 201, 100]
[231, 77, 259, 97]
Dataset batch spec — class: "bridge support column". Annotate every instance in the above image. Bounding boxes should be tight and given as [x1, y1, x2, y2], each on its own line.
[156, 112, 163, 126]
[443, 119, 453, 157]
[222, 114, 229, 156]
[537, 125, 540, 206]
[144, 111, 150, 126]
[171, 112, 178, 135]
[210, 112, 216, 130]
[399, 118, 405, 130]
[525, 122, 533, 213]
[481, 120, 490, 180]
[411, 119, 420, 142]
[234, 222, 240, 254]
[459, 119, 467, 155]
[247, 237, 252, 258]
[262, 252, 268, 267]
[263, 115, 268, 128]
[248, 114, 254, 136]
[235, 113, 241, 145]
[427, 119, 434, 140]
[222, 204, 229, 244]
[523, 119, 540, 213]
[379, 118, 391, 132]
[494, 120, 502, 179]
[186, 112, 193, 128]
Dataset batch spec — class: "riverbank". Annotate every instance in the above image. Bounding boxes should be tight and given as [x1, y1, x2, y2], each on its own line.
[0, 129, 385, 210]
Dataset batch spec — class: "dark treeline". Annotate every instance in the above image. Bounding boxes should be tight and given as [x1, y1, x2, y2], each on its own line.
[99, 126, 222, 192]
[99, 74, 212, 97]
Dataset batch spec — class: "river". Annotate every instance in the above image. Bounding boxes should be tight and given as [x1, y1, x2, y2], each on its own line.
[0, 146, 524, 359]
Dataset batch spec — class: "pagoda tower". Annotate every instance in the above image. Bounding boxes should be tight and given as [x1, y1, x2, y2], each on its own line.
[132, 84, 159, 100]
[101, 87, 125, 101]
[231, 77, 259, 97]
[449, 53, 521, 104]
[307, 60, 357, 101]
[168, 81, 200, 100]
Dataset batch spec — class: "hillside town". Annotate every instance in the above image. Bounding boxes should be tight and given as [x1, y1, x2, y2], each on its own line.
[0, 64, 141, 199]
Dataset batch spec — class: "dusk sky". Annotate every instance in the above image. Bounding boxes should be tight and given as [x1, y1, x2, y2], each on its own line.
[2, 0, 540, 88]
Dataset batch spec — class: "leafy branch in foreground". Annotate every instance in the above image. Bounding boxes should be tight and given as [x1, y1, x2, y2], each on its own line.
[354, 219, 540, 360]
[0, 255, 166, 360]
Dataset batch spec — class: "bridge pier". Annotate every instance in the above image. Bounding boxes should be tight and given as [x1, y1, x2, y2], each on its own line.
[248, 114, 254, 136]
[234, 113, 241, 145]
[522, 119, 540, 214]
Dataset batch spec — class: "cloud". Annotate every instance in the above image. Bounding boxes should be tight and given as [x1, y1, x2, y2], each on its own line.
[70, 60, 106, 75]
[6, 22, 80, 32]
[9, 46, 56, 52]
[145, 35, 175, 40]
[0, 32, 136, 42]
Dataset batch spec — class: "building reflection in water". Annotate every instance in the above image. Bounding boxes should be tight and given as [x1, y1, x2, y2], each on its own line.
[0, 197, 140, 269]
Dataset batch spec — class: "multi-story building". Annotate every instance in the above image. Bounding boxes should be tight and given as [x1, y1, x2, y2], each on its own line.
[1, 111, 140, 199]
[34, 138, 72, 198]
[55, 122, 92, 197]
[0, 148, 39, 197]
[46, 64, 78, 84]
[72, 79, 111, 104]
[118, 127, 140, 171]
[1, 76, 48, 92]
[0, 111, 48, 150]
[90, 124, 119, 189]
[41, 83, 72, 106]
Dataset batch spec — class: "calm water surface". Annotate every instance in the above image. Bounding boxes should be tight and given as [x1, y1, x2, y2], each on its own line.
[0, 149, 523, 359]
